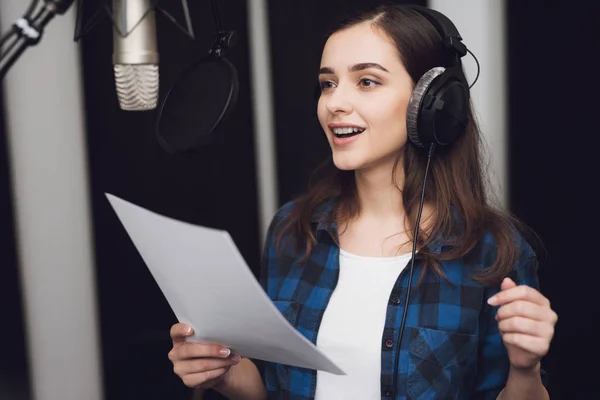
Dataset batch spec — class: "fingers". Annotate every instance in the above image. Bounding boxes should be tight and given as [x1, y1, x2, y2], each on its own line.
[173, 354, 241, 376]
[497, 316, 555, 341]
[495, 300, 557, 323]
[168, 323, 242, 389]
[170, 342, 233, 362]
[171, 323, 194, 345]
[501, 333, 550, 357]
[491, 280, 557, 368]
[180, 367, 230, 389]
[500, 277, 517, 291]
[168, 339, 242, 389]
[488, 284, 550, 307]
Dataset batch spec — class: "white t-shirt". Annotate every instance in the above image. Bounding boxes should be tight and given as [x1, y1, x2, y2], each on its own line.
[314, 249, 411, 399]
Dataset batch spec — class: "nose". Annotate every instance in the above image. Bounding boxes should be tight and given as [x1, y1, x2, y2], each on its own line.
[325, 84, 353, 115]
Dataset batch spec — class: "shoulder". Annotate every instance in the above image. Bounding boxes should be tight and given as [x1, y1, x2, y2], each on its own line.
[260, 201, 297, 294]
[265, 197, 336, 239]
[265, 200, 297, 238]
[261, 200, 301, 262]
[468, 226, 540, 288]
[477, 228, 537, 262]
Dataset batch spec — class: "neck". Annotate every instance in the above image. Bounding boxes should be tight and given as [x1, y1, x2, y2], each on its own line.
[354, 162, 405, 221]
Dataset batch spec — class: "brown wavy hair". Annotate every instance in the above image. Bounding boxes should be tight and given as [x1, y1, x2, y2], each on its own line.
[275, 4, 541, 287]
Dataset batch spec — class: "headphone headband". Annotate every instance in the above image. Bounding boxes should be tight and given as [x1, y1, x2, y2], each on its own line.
[408, 6, 467, 62]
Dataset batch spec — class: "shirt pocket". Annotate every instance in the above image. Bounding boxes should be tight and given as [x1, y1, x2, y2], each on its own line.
[271, 300, 303, 392]
[407, 326, 477, 399]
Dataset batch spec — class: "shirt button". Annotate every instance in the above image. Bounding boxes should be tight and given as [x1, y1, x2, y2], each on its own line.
[390, 296, 400, 305]
[385, 339, 394, 348]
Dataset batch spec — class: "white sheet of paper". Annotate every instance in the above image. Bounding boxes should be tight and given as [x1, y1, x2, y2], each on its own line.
[105, 193, 344, 375]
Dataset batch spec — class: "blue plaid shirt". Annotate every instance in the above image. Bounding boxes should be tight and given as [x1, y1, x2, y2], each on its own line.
[257, 200, 547, 399]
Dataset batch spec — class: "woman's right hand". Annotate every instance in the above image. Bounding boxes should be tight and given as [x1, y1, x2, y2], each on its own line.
[168, 323, 241, 389]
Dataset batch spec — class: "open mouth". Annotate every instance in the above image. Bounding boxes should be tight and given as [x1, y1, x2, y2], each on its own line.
[332, 127, 365, 138]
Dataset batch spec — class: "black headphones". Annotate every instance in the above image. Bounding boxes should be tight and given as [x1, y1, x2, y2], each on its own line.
[391, 6, 479, 398]
[406, 6, 473, 149]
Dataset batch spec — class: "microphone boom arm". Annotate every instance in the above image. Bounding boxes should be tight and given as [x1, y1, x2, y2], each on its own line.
[0, 0, 75, 81]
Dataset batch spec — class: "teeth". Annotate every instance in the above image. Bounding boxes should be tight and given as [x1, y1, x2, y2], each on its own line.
[332, 127, 365, 135]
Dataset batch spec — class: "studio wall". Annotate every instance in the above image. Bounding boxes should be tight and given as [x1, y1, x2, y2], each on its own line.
[506, 1, 599, 398]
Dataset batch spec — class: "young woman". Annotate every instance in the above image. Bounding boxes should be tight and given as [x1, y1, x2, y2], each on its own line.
[168, 4, 557, 399]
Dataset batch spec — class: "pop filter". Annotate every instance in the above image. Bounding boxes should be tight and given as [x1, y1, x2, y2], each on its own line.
[156, 45, 238, 153]
[156, 0, 238, 154]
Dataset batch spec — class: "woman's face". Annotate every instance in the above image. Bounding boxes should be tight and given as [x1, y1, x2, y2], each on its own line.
[317, 22, 414, 172]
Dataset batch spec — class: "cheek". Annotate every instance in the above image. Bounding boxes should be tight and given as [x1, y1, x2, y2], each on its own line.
[364, 96, 411, 150]
[365, 88, 410, 122]
[365, 100, 408, 130]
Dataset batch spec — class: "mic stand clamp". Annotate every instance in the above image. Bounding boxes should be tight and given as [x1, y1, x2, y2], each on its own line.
[12, 18, 43, 46]
[210, 30, 236, 57]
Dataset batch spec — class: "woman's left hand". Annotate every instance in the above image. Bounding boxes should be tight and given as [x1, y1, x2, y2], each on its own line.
[487, 278, 558, 370]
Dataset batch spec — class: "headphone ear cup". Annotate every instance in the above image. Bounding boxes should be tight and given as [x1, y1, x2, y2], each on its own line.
[406, 67, 446, 148]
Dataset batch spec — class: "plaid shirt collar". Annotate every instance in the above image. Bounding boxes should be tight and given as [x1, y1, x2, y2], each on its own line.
[310, 197, 459, 255]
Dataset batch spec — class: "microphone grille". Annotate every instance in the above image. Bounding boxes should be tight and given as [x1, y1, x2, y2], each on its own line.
[114, 64, 159, 111]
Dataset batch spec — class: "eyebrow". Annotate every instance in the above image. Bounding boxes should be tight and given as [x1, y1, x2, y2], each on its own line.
[318, 63, 390, 75]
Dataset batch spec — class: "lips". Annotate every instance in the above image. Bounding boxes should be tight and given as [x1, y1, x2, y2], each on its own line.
[331, 129, 365, 147]
[329, 124, 366, 139]
[333, 128, 364, 138]
[326, 123, 366, 147]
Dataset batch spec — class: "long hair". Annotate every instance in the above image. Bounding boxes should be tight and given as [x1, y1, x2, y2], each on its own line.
[275, 4, 541, 287]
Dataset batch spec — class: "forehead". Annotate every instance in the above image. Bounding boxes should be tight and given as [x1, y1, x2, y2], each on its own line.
[321, 22, 400, 68]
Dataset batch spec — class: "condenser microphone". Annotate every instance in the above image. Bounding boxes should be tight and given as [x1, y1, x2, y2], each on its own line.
[112, 0, 159, 111]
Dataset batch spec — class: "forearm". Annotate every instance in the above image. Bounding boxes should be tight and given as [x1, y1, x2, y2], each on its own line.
[214, 358, 267, 400]
[497, 363, 549, 400]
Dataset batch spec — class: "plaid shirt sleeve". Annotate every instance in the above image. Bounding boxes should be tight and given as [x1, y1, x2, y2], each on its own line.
[253, 208, 277, 386]
[258, 203, 289, 297]
[253, 203, 290, 392]
[252, 221, 271, 387]
[471, 246, 549, 399]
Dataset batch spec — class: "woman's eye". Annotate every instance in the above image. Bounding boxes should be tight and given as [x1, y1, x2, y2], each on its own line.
[359, 78, 379, 88]
[320, 81, 335, 90]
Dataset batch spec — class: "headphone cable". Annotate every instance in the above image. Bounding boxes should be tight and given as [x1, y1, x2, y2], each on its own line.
[391, 142, 435, 397]
[466, 48, 480, 89]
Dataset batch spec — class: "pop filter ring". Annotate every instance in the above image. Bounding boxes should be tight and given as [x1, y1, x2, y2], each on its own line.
[155, 44, 239, 154]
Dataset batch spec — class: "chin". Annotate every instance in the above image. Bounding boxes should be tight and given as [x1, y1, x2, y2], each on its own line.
[331, 152, 363, 171]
